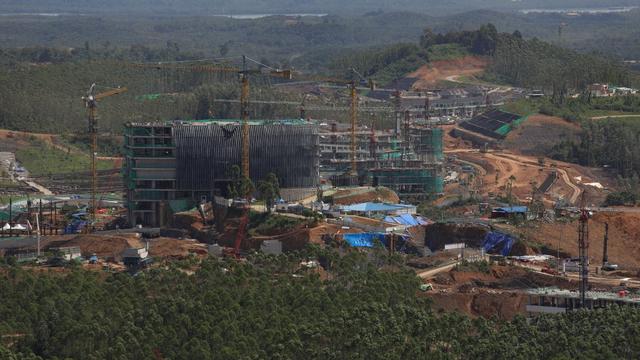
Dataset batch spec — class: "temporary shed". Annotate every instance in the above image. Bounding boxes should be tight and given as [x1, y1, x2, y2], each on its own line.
[490, 206, 527, 219]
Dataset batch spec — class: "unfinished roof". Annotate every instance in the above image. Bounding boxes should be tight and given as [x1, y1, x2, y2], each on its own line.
[126, 118, 312, 127]
[527, 287, 640, 304]
[341, 202, 415, 212]
[459, 109, 525, 139]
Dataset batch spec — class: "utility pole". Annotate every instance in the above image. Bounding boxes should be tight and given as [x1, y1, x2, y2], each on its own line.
[557, 227, 563, 274]
[602, 222, 609, 267]
[578, 191, 589, 307]
[8, 197, 11, 238]
[349, 80, 358, 177]
[35, 212, 41, 257]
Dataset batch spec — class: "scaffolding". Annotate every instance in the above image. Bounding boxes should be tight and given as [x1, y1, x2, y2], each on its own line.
[123, 120, 320, 227]
[410, 127, 444, 163]
[369, 167, 444, 199]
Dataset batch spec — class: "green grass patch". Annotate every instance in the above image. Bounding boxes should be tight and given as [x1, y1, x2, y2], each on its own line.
[453, 260, 491, 273]
[58, 134, 124, 157]
[427, 43, 469, 62]
[15, 139, 114, 177]
[501, 98, 540, 116]
[0, 179, 21, 189]
[248, 212, 303, 236]
[583, 109, 634, 118]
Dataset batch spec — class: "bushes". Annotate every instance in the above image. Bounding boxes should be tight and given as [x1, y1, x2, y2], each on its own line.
[454, 260, 491, 273]
[249, 212, 302, 236]
[604, 191, 637, 206]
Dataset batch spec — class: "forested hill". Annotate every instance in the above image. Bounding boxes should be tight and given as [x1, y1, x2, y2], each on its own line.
[3, 10, 640, 59]
[0, 0, 633, 16]
[2, 251, 640, 358]
[334, 25, 633, 91]
[0, 60, 302, 133]
[0, 24, 633, 134]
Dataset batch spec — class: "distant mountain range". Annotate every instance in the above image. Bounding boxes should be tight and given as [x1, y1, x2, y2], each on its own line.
[0, 0, 636, 16]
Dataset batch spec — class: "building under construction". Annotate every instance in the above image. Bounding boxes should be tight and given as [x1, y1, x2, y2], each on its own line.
[319, 122, 444, 199]
[124, 119, 319, 226]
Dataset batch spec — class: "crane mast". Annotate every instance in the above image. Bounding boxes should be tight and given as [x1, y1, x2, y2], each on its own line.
[349, 81, 358, 176]
[241, 74, 250, 179]
[83, 84, 127, 225]
[130, 57, 291, 257]
[88, 102, 98, 224]
[577, 191, 589, 307]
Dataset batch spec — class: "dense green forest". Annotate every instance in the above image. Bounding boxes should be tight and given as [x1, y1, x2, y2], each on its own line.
[0, 59, 308, 133]
[551, 116, 640, 178]
[0, 22, 635, 134]
[488, 33, 631, 90]
[0, 11, 638, 135]
[2, 250, 640, 358]
[2, 10, 640, 60]
[332, 24, 633, 91]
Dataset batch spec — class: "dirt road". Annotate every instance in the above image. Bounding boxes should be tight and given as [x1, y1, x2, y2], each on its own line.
[416, 261, 459, 279]
[24, 180, 53, 195]
[448, 149, 583, 204]
[512, 261, 640, 288]
[486, 152, 582, 204]
[591, 114, 640, 120]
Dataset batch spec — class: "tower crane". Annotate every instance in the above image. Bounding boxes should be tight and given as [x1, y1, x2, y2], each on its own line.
[290, 69, 379, 177]
[132, 56, 291, 256]
[82, 84, 127, 225]
[132, 56, 291, 180]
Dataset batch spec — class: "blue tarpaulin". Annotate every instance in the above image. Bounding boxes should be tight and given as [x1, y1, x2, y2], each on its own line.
[341, 202, 415, 213]
[482, 232, 514, 256]
[343, 233, 386, 248]
[492, 206, 528, 214]
[64, 219, 88, 234]
[384, 214, 429, 226]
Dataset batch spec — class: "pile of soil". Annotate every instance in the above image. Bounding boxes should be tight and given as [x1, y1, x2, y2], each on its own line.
[519, 211, 640, 272]
[502, 114, 581, 157]
[148, 237, 207, 258]
[46, 233, 142, 258]
[408, 56, 489, 89]
[427, 291, 527, 320]
[332, 187, 399, 205]
[171, 210, 219, 243]
[425, 264, 576, 319]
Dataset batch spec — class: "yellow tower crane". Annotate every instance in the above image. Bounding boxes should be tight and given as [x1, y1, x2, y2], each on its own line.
[133, 56, 291, 180]
[82, 84, 127, 224]
[132, 57, 291, 257]
[294, 69, 375, 177]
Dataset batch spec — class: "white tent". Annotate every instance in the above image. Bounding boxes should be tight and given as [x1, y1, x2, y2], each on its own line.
[1, 223, 27, 231]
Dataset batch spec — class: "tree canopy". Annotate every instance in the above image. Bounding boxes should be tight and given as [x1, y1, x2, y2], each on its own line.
[3, 250, 640, 359]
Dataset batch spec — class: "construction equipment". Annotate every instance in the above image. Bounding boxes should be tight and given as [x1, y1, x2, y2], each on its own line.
[82, 84, 127, 225]
[290, 69, 378, 176]
[577, 190, 589, 307]
[132, 56, 291, 257]
[132, 57, 291, 180]
[601, 222, 619, 271]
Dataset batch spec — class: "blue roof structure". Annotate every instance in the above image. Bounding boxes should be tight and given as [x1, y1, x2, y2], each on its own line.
[492, 206, 528, 214]
[343, 233, 386, 248]
[341, 202, 414, 213]
[384, 214, 430, 226]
